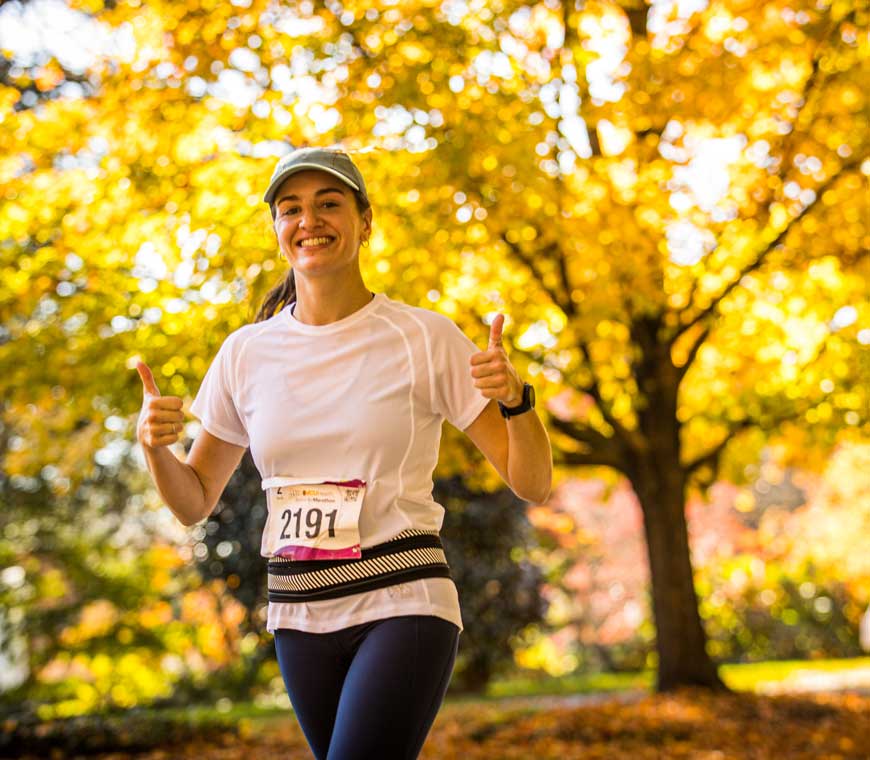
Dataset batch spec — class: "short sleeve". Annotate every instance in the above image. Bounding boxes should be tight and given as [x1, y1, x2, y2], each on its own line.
[189, 334, 250, 448]
[431, 317, 491, 431]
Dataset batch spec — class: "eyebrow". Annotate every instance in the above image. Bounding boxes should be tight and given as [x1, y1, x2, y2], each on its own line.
[275, 187, 347, 205]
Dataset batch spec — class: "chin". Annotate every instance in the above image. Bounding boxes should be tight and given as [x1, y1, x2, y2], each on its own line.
[296, 262, 346, 277]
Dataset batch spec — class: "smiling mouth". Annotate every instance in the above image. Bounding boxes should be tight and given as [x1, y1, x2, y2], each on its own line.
[298, 236, 335, 249]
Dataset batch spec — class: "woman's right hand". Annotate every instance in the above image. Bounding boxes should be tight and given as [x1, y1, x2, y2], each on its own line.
[136, 360, 185, 449]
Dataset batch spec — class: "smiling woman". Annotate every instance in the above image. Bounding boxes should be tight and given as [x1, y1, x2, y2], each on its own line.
[272, 183, 361, 281]
[253, 149, 374, 326]
[268, 169, 373, 325]
[135, 146, 552, 760]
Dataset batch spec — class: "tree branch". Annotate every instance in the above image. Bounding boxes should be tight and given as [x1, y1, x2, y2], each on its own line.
[555, 243, 576, 318]
[684, 398, 817, 484]
[615, 1, 649, 38]
[576, 339, 648, 455]
[684, 419, 755, 477]
[549, 414, 619, 453]
[685, 343, 835, 479]
[683, 302, 841, 481]
[662, 8, 854, 346]
[675, 323, 711, 382]
[675, 158, 864, 337]
[485, 308, 644, 458]
[501, 234, 572, 315]
[554, 447, 628, 473]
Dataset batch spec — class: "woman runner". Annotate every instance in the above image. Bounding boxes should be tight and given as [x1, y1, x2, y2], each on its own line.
[136, 147, 553, 759]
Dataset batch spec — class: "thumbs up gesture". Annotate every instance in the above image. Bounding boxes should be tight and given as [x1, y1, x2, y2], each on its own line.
[135, 360, 185, 449]
[469, 313, 524, 406]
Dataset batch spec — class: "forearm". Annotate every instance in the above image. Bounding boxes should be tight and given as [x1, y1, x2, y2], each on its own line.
[142, 444, 207, 526]
[506, 408, 553, 503]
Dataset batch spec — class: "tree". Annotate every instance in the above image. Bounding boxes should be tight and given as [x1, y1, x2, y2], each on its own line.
[1, 0, 867, 693]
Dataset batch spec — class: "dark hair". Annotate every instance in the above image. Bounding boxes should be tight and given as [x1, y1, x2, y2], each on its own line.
[252, 188, 371, 323]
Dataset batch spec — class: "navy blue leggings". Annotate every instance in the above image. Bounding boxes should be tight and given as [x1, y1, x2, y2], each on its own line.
[274, 615, 460, 760]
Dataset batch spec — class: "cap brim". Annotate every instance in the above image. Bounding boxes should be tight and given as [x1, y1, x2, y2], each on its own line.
[263, 163, 361, 204]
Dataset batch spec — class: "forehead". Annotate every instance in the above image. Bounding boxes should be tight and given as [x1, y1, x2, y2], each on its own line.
[274, 169, 348, 200]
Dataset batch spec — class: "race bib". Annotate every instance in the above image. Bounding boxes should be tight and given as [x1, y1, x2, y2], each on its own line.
[261, 476, 366, 560]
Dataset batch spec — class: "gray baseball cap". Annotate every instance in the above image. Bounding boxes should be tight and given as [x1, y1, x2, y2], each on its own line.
[263, 147, 369, 207]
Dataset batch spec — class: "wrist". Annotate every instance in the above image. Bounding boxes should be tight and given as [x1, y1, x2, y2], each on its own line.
[503, 379, 525, 406]
[498, 382, 535, 419]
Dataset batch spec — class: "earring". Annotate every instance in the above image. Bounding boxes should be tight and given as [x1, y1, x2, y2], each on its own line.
[361, 238, 370, 248]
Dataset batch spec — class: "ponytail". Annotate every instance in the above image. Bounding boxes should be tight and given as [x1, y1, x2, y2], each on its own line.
[253, 267, 296, 323]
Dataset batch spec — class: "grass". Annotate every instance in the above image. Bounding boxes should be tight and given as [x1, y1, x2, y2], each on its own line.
[161, 656, 870, 724]
[159, 657, 870, 720]
[483, 669, 651, 699]
[719, 655, 870, 691]
[482, 655, 870, 700]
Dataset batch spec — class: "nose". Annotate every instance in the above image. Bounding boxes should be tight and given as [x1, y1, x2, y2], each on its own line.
[298, 202, 323, 229]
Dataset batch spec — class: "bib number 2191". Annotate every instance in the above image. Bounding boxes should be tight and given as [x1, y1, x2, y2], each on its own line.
[280, 501, 337, 540]
[262, 477, 367, 561]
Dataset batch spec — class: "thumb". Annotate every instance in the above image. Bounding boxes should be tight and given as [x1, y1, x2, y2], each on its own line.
[136, 361, 161, 397]
[488, 313, 505, 349]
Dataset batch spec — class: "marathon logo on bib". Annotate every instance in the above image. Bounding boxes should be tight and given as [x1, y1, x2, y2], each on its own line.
[261, 476, 366, 560]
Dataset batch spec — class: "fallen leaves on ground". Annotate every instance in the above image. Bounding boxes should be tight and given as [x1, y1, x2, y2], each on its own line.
[54, 688, 870, 759]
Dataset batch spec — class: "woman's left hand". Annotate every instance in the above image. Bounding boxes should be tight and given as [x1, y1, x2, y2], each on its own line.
[470, 313, 525, 406]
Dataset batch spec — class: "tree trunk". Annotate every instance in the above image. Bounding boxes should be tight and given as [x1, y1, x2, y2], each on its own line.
[632, 456, 728, 692]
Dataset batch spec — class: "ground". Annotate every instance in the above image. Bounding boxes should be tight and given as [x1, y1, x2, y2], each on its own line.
[70, 686, 870, 760]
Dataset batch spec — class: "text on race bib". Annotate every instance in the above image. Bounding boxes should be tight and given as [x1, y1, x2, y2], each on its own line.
[262, 478, 366, 561]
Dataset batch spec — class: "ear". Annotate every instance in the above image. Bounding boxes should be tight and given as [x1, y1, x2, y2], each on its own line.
[362, 207, 373, 238]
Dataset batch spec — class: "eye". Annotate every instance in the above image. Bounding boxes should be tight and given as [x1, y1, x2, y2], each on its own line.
[279, 201, 338, 216]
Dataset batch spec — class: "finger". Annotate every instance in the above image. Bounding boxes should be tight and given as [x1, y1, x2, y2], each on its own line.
[488, 313, 505, 349]
[470, 362, 504, 379]
[148, 431, 179, 447]
[473, 375, 507, 390]
[136, 361, 161, 397]
[470, 349, 502, 366]
[149, 421, 180, 436]
[152, 421, 183, 439]
[148, 410, 185, 424]
[149, 397, 184, 412]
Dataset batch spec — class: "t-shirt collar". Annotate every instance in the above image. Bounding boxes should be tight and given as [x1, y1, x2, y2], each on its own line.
[281, 292, 384, 334]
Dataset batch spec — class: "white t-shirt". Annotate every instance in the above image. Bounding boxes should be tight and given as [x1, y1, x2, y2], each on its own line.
[189, 291, 490, 634]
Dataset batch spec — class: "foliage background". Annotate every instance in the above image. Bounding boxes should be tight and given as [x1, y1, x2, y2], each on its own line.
[1, 0, 868, 723]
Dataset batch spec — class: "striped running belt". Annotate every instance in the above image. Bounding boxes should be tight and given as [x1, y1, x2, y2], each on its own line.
[267, 529, 452, 603]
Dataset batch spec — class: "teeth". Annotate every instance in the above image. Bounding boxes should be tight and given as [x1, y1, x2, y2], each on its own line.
[299, 237, 333, 247]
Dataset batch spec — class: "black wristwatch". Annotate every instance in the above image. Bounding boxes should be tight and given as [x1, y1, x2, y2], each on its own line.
[498, 382, 535, 419]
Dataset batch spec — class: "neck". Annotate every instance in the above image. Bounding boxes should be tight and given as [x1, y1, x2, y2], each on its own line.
[291, 276, 374, 326]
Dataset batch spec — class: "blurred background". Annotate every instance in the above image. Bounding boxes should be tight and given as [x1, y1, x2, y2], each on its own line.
[0, 0, 868, 751]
